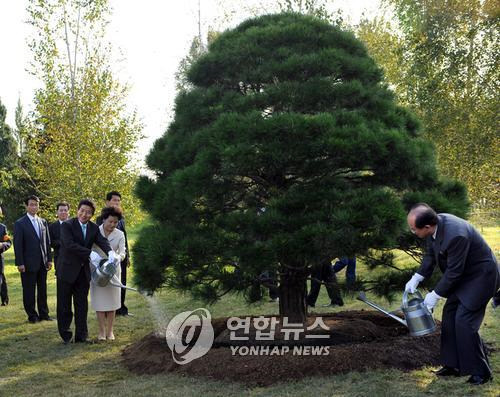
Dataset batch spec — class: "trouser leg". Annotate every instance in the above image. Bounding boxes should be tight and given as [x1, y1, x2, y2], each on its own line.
[73, 268, 90, 340]
[36, 267, 49, 318]
[323, 262, 343, 305]
[117, 260, 128, 314]
[57, 278, 74, 342]
[440, 294, 459, 369]
[306, 267, 322, 307]
[455, 302, 491, 377]
[20, 271, 38, 320]
[0, 272, 8, 304]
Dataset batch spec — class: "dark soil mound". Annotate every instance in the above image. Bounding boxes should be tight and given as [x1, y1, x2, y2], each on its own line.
[122, 310, 442, 386]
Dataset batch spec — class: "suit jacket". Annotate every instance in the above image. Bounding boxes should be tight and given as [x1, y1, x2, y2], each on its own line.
[49, 220, 63, 271]
[96, 215, 129, 265]
[58, 217, 111, 284]
[0, 223, 12, 273]
[417, 213, 499, 310]
[13, 214, 52, 272]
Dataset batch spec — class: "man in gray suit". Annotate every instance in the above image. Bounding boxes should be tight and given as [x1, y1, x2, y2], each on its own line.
[14, 195, 53, 323]
[405, 203, 499, 385]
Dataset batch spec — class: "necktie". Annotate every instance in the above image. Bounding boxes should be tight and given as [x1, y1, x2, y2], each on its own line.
[32, 217, 40, 238]
[81, 223, 87, 239]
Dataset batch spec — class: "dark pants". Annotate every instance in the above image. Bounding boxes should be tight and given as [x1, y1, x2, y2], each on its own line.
[0, 272, 7, 304]
[57, 268, 90, 342]
[307, 261, 343, 307]
[116, 260, 128, 315]
[441, 294, 491, 377]
[332, 257, 356, 284]
[20, 267, 48, 321]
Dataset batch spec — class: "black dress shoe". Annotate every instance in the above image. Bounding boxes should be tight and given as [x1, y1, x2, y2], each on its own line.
[39, 316, 53, 321]
[467, 375, 492, 385]
[434, 366, 460, 377]
[28, 317, 40, 324]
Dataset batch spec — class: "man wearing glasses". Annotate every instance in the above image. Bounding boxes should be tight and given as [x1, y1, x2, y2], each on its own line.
[405, 203, 499, 385]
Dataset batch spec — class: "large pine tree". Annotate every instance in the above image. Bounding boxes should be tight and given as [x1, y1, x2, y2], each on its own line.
[135, 13, 467, 322]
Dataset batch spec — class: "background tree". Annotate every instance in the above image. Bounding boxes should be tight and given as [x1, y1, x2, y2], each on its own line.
[0, 97, 30, 227]
[357, 0, 499, 214]
[24, 0, 143, 221]
[135, 13, 467, 323]
[0, 98, 18, 214]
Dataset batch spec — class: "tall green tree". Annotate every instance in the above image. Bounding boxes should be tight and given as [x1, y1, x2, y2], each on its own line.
[0, 98, 17, 204]
[135, 13, 467, 322]
[25, 0, 143, 221]
[0, 98, 38, 227]
[358, 0, 499, 210]
[0, 99, 16, 172]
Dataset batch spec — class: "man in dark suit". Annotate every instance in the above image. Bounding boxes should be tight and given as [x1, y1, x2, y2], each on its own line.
[405, 203, 499, 385]
[57, 199, 111, 343]
[13, 195, 53, 322]
[0, 205, 12, 306]
[48, 202, 70, 274]
[96, 191, 131, 316]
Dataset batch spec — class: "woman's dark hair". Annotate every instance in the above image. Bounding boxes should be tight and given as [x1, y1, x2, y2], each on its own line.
[100, 206, 123, 221]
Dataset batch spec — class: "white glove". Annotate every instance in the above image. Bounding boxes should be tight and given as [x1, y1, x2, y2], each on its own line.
[90, 251, 102, 268]
[107, 250, 116, 264]
[423, 290, 442, 312]
[405, 273, 425, 293]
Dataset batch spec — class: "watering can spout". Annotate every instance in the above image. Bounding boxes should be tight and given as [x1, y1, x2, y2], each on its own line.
[357, 292, 407, 326]
[357, 290, 437, 337]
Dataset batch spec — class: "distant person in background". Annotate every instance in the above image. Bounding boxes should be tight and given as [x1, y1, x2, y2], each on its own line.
[49, 202, 70, 274]
[333, 257, 356, 287]
[0, 206, 12, 306]
[91, 206, 126, 341]
[13, 195, 53, 323]
[96, 191, 131, 316]
[307, 259, 343, 308]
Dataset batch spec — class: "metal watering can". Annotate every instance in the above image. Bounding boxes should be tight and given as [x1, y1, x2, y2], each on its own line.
[91, 258, 138, 292]
[357, 290, 437, 337]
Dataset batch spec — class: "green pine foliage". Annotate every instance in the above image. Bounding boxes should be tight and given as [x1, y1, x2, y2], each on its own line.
[134, 13, 468, 315]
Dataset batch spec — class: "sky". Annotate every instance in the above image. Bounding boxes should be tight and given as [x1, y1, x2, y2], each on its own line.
[0, 0, 381, 167]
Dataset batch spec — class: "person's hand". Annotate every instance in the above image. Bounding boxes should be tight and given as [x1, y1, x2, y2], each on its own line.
[90, 251, 102, 269]
[405, 273, 425, 293]
[90, 251, 102, 262]
[46, 262, 53, 271]
[423, 290, 442, 312]
[18, 265, 25, 273]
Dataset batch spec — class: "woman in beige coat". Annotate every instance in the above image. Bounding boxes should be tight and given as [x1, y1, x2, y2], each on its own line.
[91, 206, 126, 341]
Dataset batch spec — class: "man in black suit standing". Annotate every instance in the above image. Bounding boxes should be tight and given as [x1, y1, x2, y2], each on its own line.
[13, 195, 53, 323]
[57, 199, 111, 343]
[405, 203, 499, 385]
[0, 205, 12, 306]
[48, 202, 70, 274]
[96, 191, 131, 316]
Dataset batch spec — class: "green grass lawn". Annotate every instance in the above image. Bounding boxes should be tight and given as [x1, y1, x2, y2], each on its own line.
[0, 225, 498, 397]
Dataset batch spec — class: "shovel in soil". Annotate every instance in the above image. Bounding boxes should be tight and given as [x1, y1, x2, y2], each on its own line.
[357, 291, 437, 337]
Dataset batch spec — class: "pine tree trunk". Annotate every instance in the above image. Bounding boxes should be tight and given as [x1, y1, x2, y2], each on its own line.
[278, 270, 307, 324]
